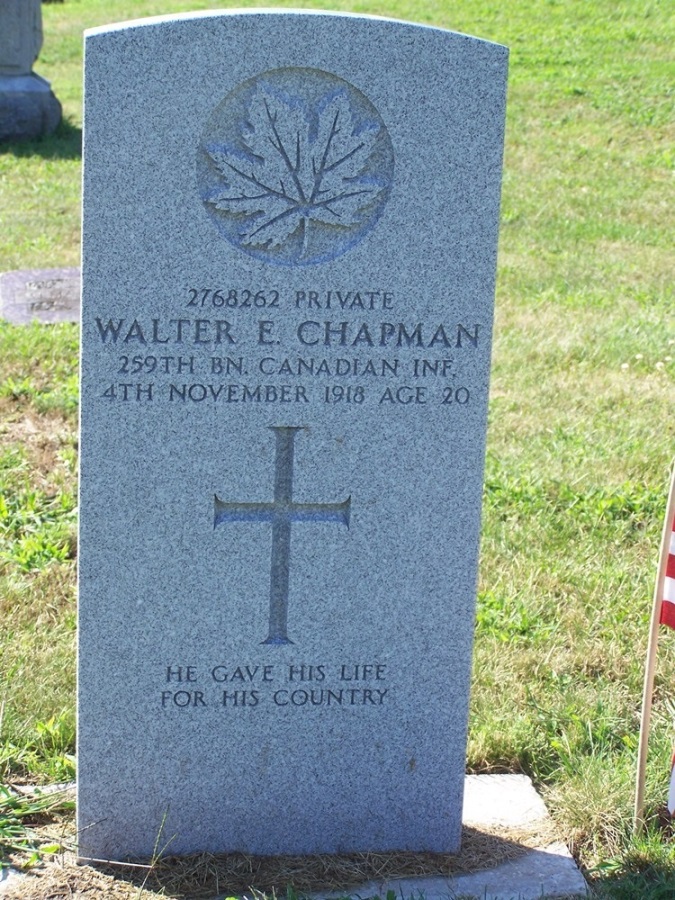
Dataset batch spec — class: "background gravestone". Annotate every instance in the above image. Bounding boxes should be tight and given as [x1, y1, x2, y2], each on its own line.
[0, 0, 61, 141]
[78, 10, 507, 861]
[0, 268, 80, 324]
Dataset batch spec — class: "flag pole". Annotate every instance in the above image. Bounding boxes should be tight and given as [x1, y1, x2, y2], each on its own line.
[634, 461, 675, 835]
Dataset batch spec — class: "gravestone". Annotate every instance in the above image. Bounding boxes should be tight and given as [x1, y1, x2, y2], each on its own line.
[0, 0, 62, 140]
[0, 268, 80, 324]
[78, 10, 507, 862]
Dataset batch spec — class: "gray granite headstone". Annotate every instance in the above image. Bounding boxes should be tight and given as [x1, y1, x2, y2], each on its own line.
[0, 0, 61, 140]
[0, 268, 80, 324]
[78, 10, 507, 862]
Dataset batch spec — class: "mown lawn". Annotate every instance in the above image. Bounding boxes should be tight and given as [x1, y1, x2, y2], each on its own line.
[0, 0, 674, 896]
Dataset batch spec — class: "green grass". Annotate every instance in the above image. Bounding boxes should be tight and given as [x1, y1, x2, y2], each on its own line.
[1, 0, 674, 896]
[0, 323, 78, 788]
[0, 784, 72, 866]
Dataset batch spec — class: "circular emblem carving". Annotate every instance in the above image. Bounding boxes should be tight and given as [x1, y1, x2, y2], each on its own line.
[197, 67, 394, 267]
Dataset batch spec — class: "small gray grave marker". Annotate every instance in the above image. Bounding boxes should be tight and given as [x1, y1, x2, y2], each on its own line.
[0, 268, 80, 324]
[78, 10, 507, 861]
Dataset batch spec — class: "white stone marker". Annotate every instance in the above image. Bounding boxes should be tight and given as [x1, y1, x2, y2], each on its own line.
[78, 11, 507, 861]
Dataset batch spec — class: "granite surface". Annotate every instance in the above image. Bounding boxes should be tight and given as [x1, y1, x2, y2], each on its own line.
[0, 0, 61, 140]
[0, 0, 42, 76]
[0, 73, 62, 141]
[78, 10, 507, 861]
[0, 268, 80, 324]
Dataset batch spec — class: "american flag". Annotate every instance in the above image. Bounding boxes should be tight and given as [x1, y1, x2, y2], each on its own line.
[661, 509, 675, 815]
[659, 513, 675, 630]
[668, 751, 675, 816]
[635, 473, 675, 829]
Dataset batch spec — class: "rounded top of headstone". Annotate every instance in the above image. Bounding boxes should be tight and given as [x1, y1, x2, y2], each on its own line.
[83, 9, 507, 54]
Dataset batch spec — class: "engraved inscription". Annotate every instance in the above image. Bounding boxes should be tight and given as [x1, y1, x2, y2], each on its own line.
[197, 68, 394, 266]
[159, 660, 389, 710]
[214, 427, 350, 644]
[91, 294, 481, 409]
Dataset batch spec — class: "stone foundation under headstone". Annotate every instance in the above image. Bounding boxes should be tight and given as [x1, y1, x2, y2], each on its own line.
[0, 74, 61, 141]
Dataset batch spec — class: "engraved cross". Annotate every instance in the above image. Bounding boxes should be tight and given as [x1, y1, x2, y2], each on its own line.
[214, 426, 351, 645]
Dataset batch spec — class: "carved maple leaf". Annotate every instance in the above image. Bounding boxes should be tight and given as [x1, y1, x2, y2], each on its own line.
[206, 85, 385, 251]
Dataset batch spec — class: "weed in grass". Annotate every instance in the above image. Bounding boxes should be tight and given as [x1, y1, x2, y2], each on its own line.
[0, 323, 79, 418]
[0, 487, 75, 571]
[0, 785, 71, 867]
[0, 710, 75, 784]
[592, 829, 675, 898]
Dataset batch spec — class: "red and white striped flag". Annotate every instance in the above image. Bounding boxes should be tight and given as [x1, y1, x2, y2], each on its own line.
[635, 467, 675, 832]
[660, 513, 675, 630]
[659, 510, 675, 815]
[668, 751, 675, 816]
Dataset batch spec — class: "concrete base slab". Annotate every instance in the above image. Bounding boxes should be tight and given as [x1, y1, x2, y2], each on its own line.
[317, 775, 587, 900]
[0, 867, 25, 896]
[464, 773, 549, 827]
[0, 776, 587, 899]
[318, 844, 585, 900]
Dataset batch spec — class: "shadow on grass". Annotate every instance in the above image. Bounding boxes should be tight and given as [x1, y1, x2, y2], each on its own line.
[0, 118, 81, 161]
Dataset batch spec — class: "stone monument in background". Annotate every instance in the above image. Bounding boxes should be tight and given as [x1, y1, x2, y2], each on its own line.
[0, 0, 62, 140]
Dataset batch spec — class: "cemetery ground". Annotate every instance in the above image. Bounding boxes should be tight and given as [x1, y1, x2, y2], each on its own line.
[0, 0, 672, 897]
